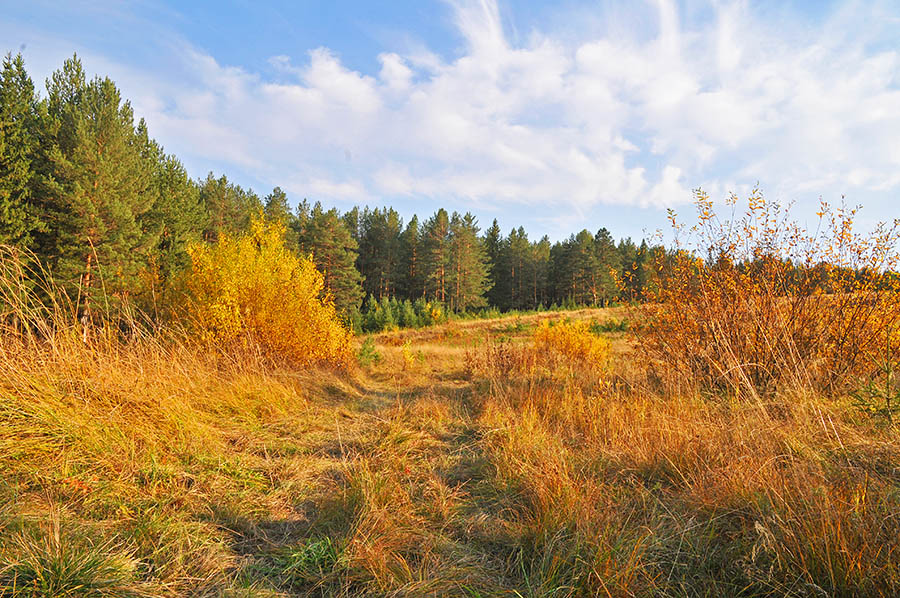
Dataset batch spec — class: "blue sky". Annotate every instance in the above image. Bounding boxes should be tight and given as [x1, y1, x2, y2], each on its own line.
[2, 0, 899, 242]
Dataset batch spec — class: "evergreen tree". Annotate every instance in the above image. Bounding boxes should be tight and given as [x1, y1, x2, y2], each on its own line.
[198, 172, 261, 242]
[140, 131, 205, 286]
[618, 238, 641, 301]
[0, 53, 43, 249]
[341, 206, 360, 243]
[376, 295, 396, 330]
[572, 230, 600, 305]
[399, 215, 423, 300]
[39, 55, 155, 309]
[483, 218, 503, 307]
[264, 186, 298, 248]
[357, 207, 403, 299]
[398, 299, 418, 328]
[527, 236, 551, 308]
[501, 227, 530, 310]
[448, 212, 490, 312]
[594, 227, 620, 306]
[263, 186, 291, 222]
[422, 208, 450, 304]
[296, 202, 364, 313]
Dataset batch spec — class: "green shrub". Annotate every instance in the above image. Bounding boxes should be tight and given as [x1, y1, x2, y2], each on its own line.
[357, 337, 381, 367]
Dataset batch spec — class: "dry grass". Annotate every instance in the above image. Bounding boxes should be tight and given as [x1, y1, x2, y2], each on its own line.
[472, 344, 900, 596]
[2, 242, 899, 596]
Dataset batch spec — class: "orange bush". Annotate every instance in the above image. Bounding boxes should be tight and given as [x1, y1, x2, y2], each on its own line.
[181, 217, 352, 367]
[533, 320, 610, 367]
[637, 189, 900, 397]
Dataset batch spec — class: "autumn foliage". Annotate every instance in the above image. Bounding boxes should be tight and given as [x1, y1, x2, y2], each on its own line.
[533, 319, 611, 367]
[637, 189, 900, 397]
[180, 217, 353, 367]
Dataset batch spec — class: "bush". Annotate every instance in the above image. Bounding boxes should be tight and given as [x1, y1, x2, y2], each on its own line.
[637, 189, 900, 397]
[533, 320, 611, 367]
[397, 299, 418, 328]
[179, 217, 353, 367]
[375, 296, 396, 331]
[356, 336, 381, 366]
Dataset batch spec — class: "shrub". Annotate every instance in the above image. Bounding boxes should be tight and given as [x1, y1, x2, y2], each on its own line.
[637, 189, 900, 397]
[179, 217, 353, 367]
[397, 300, 418, 328]
[533, 320, 611, 367]
[589, 317, 629, 334]
[376, 296, 396, 331]
[357, 336, 381, 367]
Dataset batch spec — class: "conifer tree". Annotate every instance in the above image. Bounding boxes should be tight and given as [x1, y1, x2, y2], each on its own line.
[399, 215, 423, 299]
[357, 207, 402, 298]
[483, 218, 503, 307]
[594, 227, 620, 306]
[0, 53, 43, 249]
[198, 172, 261, 242]
[341, 206, 360, 243]
[296, 202, 364, 313]
[572, 230, 600, 305]
[141, 132, 205, 285]
[528, 236, 551, 308]
[40, 55, 155, 309]
[422, 208, 450, 303]
[617, 238, 641, 301]
[448, 212, 490, 312]
[264, 186, 298, 248]
[500, 227, 531, 310]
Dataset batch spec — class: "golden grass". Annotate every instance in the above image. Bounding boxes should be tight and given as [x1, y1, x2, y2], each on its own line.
[1, 295, 899, 596]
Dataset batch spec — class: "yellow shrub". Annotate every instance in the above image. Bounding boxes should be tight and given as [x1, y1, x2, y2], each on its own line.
[180, 217, 352, 367]
[638, 189, 900, 396]
[533, 320, 611, 367]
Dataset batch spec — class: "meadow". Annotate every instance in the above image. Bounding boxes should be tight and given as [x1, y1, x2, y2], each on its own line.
[2, 198, 900, 597]
[2, 302, 899, 597]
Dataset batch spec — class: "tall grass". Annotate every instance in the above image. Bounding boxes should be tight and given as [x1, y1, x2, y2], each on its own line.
[464, 329, 900, 596]
[0, 245, 354, 596]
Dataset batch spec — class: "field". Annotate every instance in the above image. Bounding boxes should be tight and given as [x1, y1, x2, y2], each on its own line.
[2, 307, 899, 597]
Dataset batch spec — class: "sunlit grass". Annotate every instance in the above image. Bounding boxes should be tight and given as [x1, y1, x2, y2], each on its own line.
[2, 233, 899, 596]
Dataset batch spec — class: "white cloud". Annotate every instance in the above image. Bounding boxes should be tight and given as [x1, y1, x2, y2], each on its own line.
[46, 0, 899, 222]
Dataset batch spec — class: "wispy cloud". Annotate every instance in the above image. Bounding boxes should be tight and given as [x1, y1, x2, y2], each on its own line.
[9, 0, 900, 235]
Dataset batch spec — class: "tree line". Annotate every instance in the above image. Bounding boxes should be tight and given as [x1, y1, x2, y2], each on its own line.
[0, 53, 662, 324]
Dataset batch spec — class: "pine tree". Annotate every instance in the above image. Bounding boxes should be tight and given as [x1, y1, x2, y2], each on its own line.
[617, 238, 640, 301]
[357, 207, 403, 299]
[264, 186, 298, 248]
[594, 227, 620, 306]
[341, 206, 360, 243]
[422, 208, 450, 304]
[39, 55, 155, 310]
[140, 130, 205, 286]
[528, 236, 551, 308]
[483, 218, 503, 307]
[296, 202, 364, 313]
[448, 212, 490, 312]
[573, 230, 600, 305]
[0, 53, 43, 249]
[198, 172, 261, 242]
[399, 215, 423, 300]
[501, 227, 530, 310]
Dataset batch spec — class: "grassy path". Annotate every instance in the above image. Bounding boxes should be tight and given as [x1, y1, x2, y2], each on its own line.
[266, 312, 601, 596]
